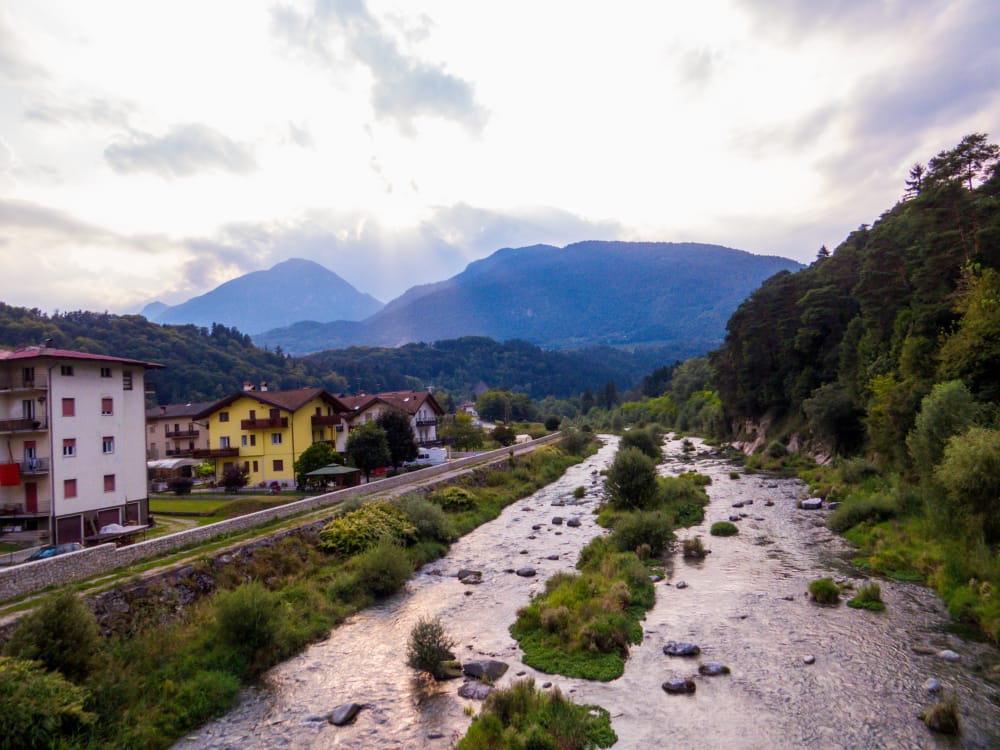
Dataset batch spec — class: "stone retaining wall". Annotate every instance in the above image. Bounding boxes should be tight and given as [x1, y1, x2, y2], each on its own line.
[0, 434, 561, 602]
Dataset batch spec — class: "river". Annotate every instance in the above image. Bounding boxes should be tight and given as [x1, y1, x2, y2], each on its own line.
[174, 435, 1000, 749]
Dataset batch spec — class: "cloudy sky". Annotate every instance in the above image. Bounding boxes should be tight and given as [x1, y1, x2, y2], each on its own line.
[1, 1, 999, 314]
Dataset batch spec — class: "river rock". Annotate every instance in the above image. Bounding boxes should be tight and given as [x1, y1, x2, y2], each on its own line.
[728, 515, 741, 522]
[663, 641, 700, 657]
[803, 655, 815, 665]
[328, 702, 364, 726]
[566, 517, 581, 527]
[698, 662, 729, 676]
[765, 500, 775, 507]
[732, 501, 745, 508]
[937, 649, 960, 662]
[546, 554, 560, 560]
[662, 678, 696, 694]
[457, 569, 482, 584]
[744, 498, 753, 505]
[800, 498, 823, 510]
[827, 502, 842, 510]
[911, 644, 937, 655]
[675, 581, 688, 589]
[552, 517, 564, 525]
[463, 659, 509, 682]
[458, 681, 494, 700]
[532, 524, 542, 530]
[924, 678, 943, 693]
[516, 567, 537, 577]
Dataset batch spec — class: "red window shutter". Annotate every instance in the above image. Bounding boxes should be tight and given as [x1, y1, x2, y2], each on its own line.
[0, 463, 20, 486]
[62, 398, 75, 417]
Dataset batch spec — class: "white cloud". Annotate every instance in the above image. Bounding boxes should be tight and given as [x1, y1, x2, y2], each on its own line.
[104, 123, 256, 178]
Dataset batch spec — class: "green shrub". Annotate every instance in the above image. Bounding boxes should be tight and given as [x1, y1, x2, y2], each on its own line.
[573, 486, 586, 499]
[407, 617, 456, 679]
[838, 457, 880, 485]
[396, 495, 455, 543]
[545, 416, 561, 431]
[604, 447, 660, 510]
[847, 582, 886, 611]
[729, 471, 740, 480]
[3, 589, 100, 683]
[429, 485, 477, 511]
[827, 493, 898, 532]
[619, 429, 662, 461]
[560, 429, 593, 455]
[0, 656, 95, 749]
[710, 521, 738, 537]
[355, 539, 413, 597]
[457, 679, 617, 750]
[609, 511, 674, 556]
[164, 670, 241, 731]
[214, 581, 283, 662]
[809, 577, 841, 604]
[318, 501, 418, 555]
[766, 440, 787, 458]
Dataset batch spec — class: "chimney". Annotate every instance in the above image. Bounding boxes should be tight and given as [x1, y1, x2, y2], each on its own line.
[160, 406, 167, 415]
[43, 338, 54, 348]
[243, 381, 255, 391]
[260, 381, 268, 392]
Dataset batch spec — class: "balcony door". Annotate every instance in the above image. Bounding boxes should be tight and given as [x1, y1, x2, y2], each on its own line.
[21, 399, 35, 420]
[25, 482, 37, 513]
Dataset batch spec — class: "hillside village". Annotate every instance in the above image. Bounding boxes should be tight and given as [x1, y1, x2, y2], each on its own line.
[0, 341, 446, 549]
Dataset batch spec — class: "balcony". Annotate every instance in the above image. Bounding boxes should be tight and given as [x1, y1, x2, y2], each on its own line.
[0, 418, 46, 434]
[240, 417, 288, 430]
[0, 374, 48, 392]
[165, 428, 200, 438]
[416, 418, 438, 428]
[311, 414, 342, 427]
[193, 447, 240, 458]
[165, 448, 196, 458]
[18, 457, 49, 475]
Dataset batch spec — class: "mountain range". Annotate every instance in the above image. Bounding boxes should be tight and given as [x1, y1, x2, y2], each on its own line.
[142, 242, 802, 357]
[141, 258, 383, 333]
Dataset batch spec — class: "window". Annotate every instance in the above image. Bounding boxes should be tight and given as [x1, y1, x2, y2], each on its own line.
[100, 367, 112, 378]
[64, 478, 77, 498]
[122, 370, 133, 390]
[219, 436, 230, 449]
[104, 474, 116, 492]
[273, 459, 284, 471]
[248, 409, 256, 420]
[102, 436, 114, 454]
[241, 435, 248, 447]
[62, 438, 76, 457]
[269, 408, 280, 419]
[219, 412, 229, 423]
[250, 434, 256, 447]
[22, 367, 35, 386]
[252, 460, 259, 472]
[60, 365, 74, 376]
[148, 425, 155, 434]
[62, 398, 75, 417]
[101, 398, 113, 415]
[21, 399, 35, 420]
[271, 433, 282, 445]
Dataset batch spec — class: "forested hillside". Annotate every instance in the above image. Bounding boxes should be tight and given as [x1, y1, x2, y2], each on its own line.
[0, 306, 671, 405]
[712, 133, 1000, 460]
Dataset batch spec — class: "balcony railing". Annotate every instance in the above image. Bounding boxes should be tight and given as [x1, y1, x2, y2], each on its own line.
[165, 428, 199, 438]
[165, 448, 196, 457]
[0, 374, 48, 391]
[311, 415, 342, 427]
[193, 447, 240, 458]
[240, 417, 288, 430]
[18, 457, 50, 475]
[0, 418, 46, 434]
[415, 418, 438, 427]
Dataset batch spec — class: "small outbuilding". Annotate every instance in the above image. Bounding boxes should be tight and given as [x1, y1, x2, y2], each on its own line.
[305, 464, 362, 489]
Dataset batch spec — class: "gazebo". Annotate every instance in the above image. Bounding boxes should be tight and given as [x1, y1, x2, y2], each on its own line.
[304, 464, 362, 489]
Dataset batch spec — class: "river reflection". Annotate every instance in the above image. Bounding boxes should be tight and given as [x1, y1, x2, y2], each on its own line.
[174, 436, 1000, 750]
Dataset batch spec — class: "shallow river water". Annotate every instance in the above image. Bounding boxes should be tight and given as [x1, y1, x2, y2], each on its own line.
[175, 436, 1000, 749]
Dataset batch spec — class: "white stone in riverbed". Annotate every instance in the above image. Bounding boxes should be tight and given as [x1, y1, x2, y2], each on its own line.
[937, 649, 960, 662]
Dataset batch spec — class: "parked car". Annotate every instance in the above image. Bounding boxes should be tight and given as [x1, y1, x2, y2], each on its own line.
[26, 542, 83, 560]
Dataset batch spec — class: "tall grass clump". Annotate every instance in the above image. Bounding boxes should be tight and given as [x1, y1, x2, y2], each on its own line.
[457, 679, 617, 750]
[827, 492, 899, 532]
[710, 521, 738, 536]
[808, 577, 841, 604]
[847, 582, 886, 611]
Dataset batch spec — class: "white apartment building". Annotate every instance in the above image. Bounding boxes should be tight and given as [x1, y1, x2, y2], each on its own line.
[0, 344, 161, 545]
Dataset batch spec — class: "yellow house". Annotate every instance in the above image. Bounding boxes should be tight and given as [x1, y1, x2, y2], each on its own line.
[198, 387, 347, 488]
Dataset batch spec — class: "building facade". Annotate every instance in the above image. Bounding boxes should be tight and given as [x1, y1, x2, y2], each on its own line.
[0, 345, 160, 544]
[145, 402, 215, 460]
[339, 390, 443, 445]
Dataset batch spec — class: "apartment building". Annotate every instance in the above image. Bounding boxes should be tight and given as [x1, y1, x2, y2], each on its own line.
[145, 401, 215, 460]
[0, 344, 161, 544]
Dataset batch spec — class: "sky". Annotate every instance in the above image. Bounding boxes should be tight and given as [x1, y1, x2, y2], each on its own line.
[1, 0, 999, 314]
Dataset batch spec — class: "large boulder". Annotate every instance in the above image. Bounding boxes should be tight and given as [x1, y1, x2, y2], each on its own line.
[458, 681, 494, 700]
[800, 498, 823, 510]
[328, 702, 364, 726]
[662, 678, 696, 694]
[516, 567, 537, 577]
[698, 662, 729, 676]
[663, 641, 701, 657]
[463, 659, 509, 682]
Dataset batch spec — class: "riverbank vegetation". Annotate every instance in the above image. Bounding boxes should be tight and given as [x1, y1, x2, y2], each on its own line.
[456, 679, 617, 750]
[0, 436, 595, 749]
[510, 439, 709, 680]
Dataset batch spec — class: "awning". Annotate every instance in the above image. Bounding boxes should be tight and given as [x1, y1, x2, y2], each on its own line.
[306, 464, 361, 476]
[147, 458, 201, 471]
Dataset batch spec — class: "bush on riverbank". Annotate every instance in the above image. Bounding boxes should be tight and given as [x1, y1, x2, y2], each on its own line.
[710, 521, 738, 536]
[457, 679, 617, 750]
[809, 577, 841, 604]
[847, 582, 885, 611]
[0, 440, 596, 749]
[407, 617, 456, 679]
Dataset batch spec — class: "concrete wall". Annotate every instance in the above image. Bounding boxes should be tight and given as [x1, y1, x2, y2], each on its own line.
[0, 434, 561, 602]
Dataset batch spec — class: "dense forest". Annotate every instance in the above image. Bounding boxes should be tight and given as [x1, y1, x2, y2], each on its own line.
[0, 306, 671, 406]
[711, 133, 1000, 460]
